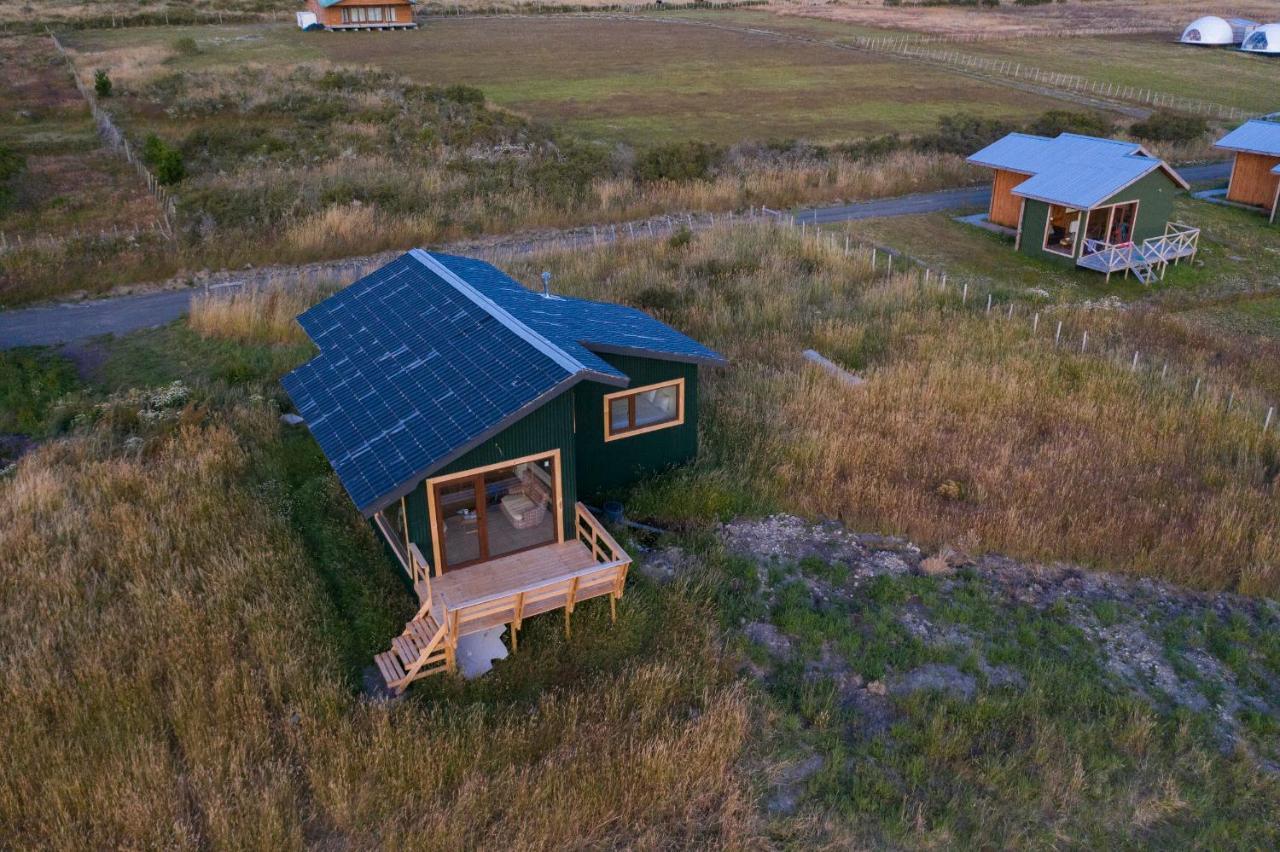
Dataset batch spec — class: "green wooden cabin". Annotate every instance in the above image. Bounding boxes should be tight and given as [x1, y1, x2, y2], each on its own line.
[968, 133, 1197, 282]
[283, 249, 725, 578]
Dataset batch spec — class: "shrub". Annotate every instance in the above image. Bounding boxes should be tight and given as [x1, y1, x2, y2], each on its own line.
[0, 143, 24, 213]
[1027, 110, 1114, 138]
[93, 69, 112, 98]
[635, 141, 723, 182]
[172, 36, 200, 56]
[914, 113, 1014, 155]
[442, 84, 486, 106]
[1129, 111, 1208, 144]
[141, 134, 185, 184]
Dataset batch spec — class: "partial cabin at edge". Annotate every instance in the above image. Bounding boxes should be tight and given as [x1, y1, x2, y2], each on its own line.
[281, 250, 726, 691]
[1214, 119, 1280, 225]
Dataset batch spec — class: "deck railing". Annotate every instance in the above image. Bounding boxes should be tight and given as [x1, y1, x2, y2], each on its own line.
[1079, 222, 1199, 283]
[436, 503, 631, 658]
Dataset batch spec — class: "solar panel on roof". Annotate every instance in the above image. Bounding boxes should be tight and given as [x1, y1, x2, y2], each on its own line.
[282, 250, 727, 516]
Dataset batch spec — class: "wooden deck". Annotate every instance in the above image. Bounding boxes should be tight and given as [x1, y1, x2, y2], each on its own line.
[374, 502, 631, 693]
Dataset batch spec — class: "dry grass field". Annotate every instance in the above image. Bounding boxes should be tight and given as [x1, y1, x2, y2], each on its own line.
[0, 37, 164, 282]
[504, 223, 1280, 596]
[4, 219, 1280, 847]
[767, 0, 1280, 38]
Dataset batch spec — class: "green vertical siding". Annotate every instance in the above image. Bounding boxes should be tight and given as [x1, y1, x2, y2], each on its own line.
[401, 391, 577, 572]
[1017, 169, 1181, 266]
[573, 353, 699, 499]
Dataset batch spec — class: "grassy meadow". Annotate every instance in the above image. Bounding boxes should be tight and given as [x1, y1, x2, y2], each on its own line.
[315, 17, 1069, 145]
[4, 217, 1280, 845]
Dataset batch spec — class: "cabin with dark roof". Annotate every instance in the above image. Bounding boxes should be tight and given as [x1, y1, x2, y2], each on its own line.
[282, 250, 727, 691]
[967, 133, 1199, 283]
[1214, 119, 1280, 225]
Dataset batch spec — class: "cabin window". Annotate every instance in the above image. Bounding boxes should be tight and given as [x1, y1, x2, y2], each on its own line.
[430, 453, 560, 571]
[603, 378, 685, 441]
[1043, 204, 1082, 257]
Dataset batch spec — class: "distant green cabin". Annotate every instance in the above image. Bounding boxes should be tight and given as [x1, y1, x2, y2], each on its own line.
[282, 249, 725, 578]
[968, 133, 1198, 283]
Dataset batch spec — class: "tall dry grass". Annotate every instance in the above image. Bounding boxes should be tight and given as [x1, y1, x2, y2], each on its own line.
[512, 223, 1280, 595]
[188, 282, 334, 345]
[0, 401, 758, 848]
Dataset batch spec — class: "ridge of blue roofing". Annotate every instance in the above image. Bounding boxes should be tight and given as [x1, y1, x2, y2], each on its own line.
[1214, 119, 1280, 158]
[428, 252, 729, 370]
[282, 251, 725, 515]
[967, 132, 1186, 209]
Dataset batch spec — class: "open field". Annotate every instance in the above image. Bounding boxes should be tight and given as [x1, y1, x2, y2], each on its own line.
[4, 217, 1280, 845]
[665, 8, 1280, 118]
[768, 0, 1280, 38]
[316, 17, 1069, 145]
[0, 36, 163, 242]
[68, 19, 1073, 147]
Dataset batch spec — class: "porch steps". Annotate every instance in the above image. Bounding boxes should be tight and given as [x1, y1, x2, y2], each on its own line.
[376, 613, 451, 694]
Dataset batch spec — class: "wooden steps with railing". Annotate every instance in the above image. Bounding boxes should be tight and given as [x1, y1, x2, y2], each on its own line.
[373, 504, 632, 694]
[1078, 222, 1200, 284]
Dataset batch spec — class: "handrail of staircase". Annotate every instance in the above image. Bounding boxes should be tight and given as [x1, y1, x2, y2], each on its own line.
[574, 501, 627, 564]
[409, 543, 431, 610]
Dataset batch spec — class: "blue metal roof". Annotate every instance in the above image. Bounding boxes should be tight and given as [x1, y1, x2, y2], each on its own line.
[967, 132, 1188, 209]
[282, 251, 726, 515]
[1214, 119, 1280, 158]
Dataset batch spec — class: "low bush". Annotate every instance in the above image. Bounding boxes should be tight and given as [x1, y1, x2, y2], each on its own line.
[1129, 111, 1208, 144]
[92, 68, 111, 97]
[1027, 109, 1114, 138]
[635, 141, 723, 182]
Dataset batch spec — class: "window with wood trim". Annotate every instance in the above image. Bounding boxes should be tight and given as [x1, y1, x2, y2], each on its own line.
[603, 378, 685, 441]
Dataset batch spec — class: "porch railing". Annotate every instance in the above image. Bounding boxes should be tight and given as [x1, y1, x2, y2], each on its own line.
[1079, 222, 1199, 283]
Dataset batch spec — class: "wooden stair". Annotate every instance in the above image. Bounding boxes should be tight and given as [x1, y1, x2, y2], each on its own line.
[374, 611, 451, 694]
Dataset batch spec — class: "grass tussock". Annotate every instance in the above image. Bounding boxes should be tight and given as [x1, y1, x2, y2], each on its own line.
[512, 223, 1280, 595]
[189, 281, 332, 345]
[0, 399, 758, 848]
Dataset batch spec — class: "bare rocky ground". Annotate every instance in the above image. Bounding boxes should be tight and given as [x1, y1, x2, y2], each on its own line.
[639, 514, 1280, 808]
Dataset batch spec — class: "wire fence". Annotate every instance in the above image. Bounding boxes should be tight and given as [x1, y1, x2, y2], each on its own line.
[0, 222, 171, 256]
[769, 217, 1280, 438]
[48, 32, 177, 238]
[852, 36, 1250, 121]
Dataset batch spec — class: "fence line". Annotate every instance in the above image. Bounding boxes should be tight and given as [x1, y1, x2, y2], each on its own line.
[47, 32, 177, 238]
[0, 222, 169, 256]
[765, 217, 1278, 437]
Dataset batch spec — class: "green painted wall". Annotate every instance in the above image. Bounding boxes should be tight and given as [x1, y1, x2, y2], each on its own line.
[1017, 169, 1181, 266]
[394, 353, 703, 568]
[573, 353, 699, 499]
[401, 391, 577, 572]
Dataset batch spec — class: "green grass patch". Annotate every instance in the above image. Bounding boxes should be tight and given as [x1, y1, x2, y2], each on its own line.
[0, 347, 79, 436]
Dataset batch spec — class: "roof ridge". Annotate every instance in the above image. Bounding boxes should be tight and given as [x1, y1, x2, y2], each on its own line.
[408, 249, 592, 379]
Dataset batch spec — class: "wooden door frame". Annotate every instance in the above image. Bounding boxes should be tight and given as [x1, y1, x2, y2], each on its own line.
[424, 449, 564, 576]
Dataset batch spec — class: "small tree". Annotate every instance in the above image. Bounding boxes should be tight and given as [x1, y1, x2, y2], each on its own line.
[154, 148, 185, 185]
[93, 69, 112, 98]
[141, 134, 185, 185]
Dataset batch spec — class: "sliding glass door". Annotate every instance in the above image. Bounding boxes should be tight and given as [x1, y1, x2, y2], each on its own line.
[431, 453, 559, 571]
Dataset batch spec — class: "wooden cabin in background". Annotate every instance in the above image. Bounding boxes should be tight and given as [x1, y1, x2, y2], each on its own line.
[300, 0, 416, 30]
[282, 250, 726, 692]
[967, 132, 1197, 283]
[1214, 119, 1280, 225]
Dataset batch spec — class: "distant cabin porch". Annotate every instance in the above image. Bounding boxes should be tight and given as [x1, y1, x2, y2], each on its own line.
[372, 486, 631, 693]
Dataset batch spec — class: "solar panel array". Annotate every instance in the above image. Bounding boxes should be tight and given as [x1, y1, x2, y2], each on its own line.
[282, 253, 574, 514]
[283, 251, 727, 516]
[432, 253, 728, 370]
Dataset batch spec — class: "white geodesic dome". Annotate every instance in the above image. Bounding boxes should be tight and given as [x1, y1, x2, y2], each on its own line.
[1241, 23, 1280, 54]
[1180, 15, 1236, 45]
